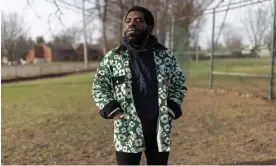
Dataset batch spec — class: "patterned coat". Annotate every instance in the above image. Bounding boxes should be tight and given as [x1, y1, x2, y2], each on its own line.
[92, 45, 187, 153]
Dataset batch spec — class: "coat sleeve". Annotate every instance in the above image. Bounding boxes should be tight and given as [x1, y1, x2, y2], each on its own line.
[167, 50, 188, 119]
[92, 51, 122, 119]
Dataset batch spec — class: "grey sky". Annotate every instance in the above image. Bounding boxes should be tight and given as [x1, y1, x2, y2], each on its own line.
[1, 0, 273, 49]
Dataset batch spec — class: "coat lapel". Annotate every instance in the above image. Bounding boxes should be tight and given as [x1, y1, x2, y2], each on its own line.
[153, 49, 166, 152]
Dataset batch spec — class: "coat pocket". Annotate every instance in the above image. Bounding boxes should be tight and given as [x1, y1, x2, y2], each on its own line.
[167, 106, 175, 119]
[114, 117, 129, 142]
[111, 75, 126, 102]
[112, 75, 126, 86]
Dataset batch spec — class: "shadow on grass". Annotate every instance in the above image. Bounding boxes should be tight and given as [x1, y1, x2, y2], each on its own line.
[222, 159, 276, 165]
[2, 80, 93, 88]
[2, 71, 94, 88]
[1, 70, 95, 84]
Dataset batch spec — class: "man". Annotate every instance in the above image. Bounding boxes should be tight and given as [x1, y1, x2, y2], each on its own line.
[92, 6, 187, 165]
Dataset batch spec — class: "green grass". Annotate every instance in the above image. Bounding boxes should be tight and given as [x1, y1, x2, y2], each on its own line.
[176, 57, 276, 97]
[1, 57, 276, 165]
[179, 57, 272, 73]
[2, 72, 276, 165]
[1, 73, 117, 164]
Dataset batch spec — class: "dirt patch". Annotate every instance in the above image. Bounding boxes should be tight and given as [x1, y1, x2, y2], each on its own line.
[166, 87, 276, 164]
[2, 81, 276, 164]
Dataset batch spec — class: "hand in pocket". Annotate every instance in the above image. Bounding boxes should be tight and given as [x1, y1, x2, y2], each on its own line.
[113, 111, 124, 119]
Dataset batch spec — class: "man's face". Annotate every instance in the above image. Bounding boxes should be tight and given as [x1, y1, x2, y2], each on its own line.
[124, 11, 148, 44]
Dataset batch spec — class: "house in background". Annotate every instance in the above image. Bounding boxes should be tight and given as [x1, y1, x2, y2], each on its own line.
[49, 43, 103, 62]
[50, 43, 77, 61]
[25, 43, 103, 64]
[241, 44, 271, 57]
[241, 45, 252, 56]
[75, 44, 103, 61]
[257, 44, 271, 58]
[26, 44, 52, 64]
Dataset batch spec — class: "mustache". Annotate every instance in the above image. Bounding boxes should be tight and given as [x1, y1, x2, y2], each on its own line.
[126, 28, 141, 32]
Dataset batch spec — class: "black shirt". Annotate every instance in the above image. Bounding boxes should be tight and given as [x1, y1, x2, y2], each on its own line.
[129, 50, 159, 136]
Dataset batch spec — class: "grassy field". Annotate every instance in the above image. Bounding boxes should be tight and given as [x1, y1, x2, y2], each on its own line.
[178, 57, 276, 98]
[2, 70, 276, 164]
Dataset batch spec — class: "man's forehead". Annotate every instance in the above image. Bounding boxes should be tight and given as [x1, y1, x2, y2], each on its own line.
[126, 11, 144, 19]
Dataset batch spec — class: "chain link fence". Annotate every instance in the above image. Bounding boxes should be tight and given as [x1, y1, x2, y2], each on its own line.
[172, 0, 275, 99]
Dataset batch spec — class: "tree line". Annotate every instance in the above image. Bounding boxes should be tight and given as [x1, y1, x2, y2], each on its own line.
[2, 0, 274, 63]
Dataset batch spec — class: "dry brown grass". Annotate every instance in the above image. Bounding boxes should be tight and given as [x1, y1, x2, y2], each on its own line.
[1, 73, 276, 165]
[168, 88, 276, 165]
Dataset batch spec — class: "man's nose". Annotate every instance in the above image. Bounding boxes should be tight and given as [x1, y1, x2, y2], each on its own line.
[129, 20, 136, 27]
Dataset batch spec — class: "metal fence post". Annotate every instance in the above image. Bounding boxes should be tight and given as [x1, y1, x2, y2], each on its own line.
[171, 15, 175, 52]
[15, 65, 18, 79]
[269, 0, 276, 100]
[210, 8, 216, 89]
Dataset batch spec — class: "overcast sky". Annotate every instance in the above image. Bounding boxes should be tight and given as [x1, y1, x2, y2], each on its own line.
[1, 0, 273, 49]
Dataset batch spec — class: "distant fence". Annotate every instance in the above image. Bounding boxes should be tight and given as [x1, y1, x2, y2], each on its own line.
[189, 54, 260, 61]
[180, 50, 270, 61]
[1, 62, 99, 81]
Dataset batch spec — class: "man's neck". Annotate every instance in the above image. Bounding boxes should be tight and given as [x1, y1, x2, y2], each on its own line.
[131, 35, 149, 50]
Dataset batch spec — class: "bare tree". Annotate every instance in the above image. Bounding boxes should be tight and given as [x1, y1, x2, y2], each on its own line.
[225, 35, 243, 51]
[189, 16, 207, 48]
[106, 0, 133, 44]
[86, 25, 97, 43]
[264, 28, 275, 46]
[222, 23, 243, 51]
[241, 6, 272, 48]
[26, 0, 99, 43]
[26, 0, 213, 54]
[51, 26, 82, 44]
[150, 0, 170, 46]
[207, 39, 225, 51]
[14, 36, 34, 60]
[94, 0, 109, 54]
[170, 0, 214, 52]
[1, 11, 29, 62]
[101, 0, 214, 50]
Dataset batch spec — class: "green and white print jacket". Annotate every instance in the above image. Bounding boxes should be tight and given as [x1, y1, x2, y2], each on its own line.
[92, 44, 187, 153]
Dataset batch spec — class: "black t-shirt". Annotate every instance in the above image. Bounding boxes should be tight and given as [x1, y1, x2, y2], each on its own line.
[129, 50, 159, 136]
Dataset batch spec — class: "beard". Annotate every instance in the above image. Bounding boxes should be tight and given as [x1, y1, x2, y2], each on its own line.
[124, 28, 148, 45]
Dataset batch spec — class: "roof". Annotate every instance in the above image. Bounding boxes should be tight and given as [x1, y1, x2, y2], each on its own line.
[49, 44, 74, 51]
[48, 43, 102, 52]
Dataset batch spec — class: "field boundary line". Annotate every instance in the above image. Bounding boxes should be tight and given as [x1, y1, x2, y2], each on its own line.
[190, 87, 275, 101]
[212, 71, 271, 78]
